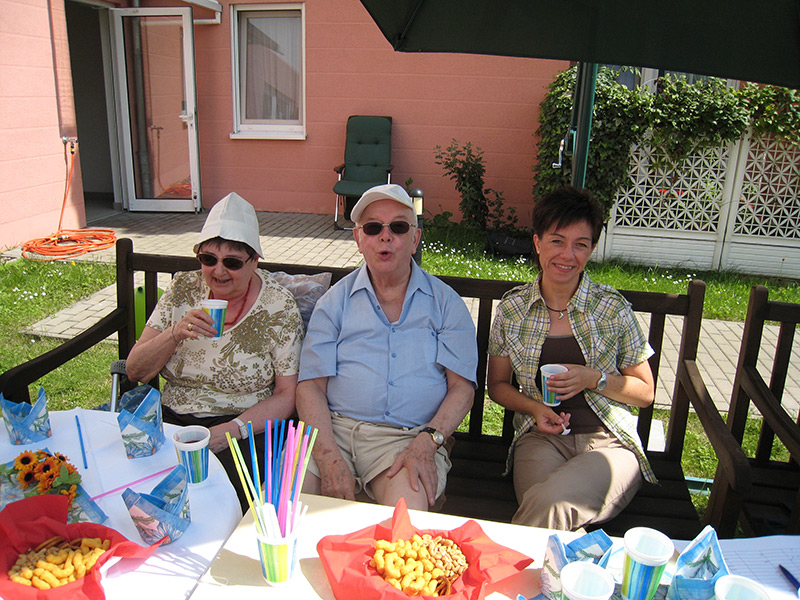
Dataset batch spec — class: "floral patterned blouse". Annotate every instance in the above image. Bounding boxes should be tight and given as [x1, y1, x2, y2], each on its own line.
[146, 270, 304, 417]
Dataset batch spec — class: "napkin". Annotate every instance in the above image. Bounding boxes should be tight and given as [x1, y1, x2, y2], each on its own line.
[0, 495, 163, 600]
[538, 530, 614, 600]
[0, 447, 108, 525]
[0, 387, 51, 444]
[122, 464, 191, 545]
[317, 498, 533, 600]
[116, 386, 165, 458]
[666, 525, 728, 600]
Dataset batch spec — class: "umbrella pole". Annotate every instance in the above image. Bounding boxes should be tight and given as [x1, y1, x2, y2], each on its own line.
[570, 62, 598, 189]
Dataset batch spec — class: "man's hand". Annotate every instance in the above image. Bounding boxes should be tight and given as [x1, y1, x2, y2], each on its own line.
[385, 434, 439, 506]
[317, 453, 357, 501]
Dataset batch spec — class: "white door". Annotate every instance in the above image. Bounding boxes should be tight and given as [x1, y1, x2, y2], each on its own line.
[110, 7, 201, 212]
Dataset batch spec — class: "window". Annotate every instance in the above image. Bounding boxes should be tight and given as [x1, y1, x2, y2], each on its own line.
[231, 4, 305, 139]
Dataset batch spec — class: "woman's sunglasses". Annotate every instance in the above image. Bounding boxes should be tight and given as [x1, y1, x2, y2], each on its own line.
[358, 221, 414, 236]
[196, 253, 251, 270]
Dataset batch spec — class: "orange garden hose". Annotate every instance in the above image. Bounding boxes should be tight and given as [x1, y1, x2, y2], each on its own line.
[22, 140, 117, 261]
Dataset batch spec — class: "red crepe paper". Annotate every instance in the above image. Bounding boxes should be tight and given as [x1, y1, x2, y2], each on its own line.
[317, 498, 533, 600]
[0, 495, 164, 600]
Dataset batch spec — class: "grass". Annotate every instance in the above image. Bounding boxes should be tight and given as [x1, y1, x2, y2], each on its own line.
[0, 258, 117, 410]
[420, 224, 800, 321]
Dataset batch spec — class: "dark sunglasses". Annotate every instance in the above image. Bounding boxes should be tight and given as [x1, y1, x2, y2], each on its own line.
[196, 253, 251, 270]
[358, 221, 414, 236]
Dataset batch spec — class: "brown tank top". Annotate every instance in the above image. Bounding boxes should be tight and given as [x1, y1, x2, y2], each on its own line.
[537, 335, 605, 433]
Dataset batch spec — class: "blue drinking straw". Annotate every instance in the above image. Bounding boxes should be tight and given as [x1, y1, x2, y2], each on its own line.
[75, 414, 88, 469]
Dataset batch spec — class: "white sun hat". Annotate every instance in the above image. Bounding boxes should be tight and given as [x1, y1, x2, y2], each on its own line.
[194, 192, 263, 257]
[350, 184, 415, 224]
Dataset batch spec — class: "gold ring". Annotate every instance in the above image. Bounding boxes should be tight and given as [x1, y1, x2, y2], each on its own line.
[188, 322, 193, 331]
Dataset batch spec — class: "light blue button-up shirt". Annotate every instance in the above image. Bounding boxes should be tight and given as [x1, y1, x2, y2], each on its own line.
[298, 263, 478, 428]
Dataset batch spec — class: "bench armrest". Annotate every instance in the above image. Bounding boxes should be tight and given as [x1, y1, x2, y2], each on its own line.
[679, 358, 752, 536]
[0, 308, 128, 403]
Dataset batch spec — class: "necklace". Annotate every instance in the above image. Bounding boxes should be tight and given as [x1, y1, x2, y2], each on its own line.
[545, 303, 567, 320]
[211, 277, 252, 326]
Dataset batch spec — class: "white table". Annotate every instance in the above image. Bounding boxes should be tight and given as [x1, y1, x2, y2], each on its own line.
[190, 494, 800, 600]
[0, 408, 242, 599]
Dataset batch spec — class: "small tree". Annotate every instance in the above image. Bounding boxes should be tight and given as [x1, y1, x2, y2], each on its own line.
[434, 140, 518, 233]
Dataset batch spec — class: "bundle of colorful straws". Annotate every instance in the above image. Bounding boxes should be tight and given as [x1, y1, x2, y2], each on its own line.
[226, 419, 318, 538]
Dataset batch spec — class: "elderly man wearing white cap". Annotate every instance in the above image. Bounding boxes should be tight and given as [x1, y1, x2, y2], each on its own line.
[126, 192, 304, 511]
[297, 184, 478, 510]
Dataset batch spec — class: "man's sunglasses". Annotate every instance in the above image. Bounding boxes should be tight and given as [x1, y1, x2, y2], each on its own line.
[196, 253, 252, 270]
[358, 221, 414, 236]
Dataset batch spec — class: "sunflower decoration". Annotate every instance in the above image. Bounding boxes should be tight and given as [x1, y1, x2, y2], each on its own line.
[4, 450, 82, 509]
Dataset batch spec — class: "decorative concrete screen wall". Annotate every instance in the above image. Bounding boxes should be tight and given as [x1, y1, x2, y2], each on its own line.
[600, 134, 800, 279]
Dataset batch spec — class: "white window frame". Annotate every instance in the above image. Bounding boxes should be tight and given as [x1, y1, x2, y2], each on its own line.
[230, 3, 306, 140]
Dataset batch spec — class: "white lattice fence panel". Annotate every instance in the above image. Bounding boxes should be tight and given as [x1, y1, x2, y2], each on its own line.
[613, 142, 730, 233]
[736, 135, 800, 239]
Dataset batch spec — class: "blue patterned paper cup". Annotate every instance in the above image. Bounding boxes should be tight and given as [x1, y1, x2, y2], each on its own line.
[172, 425, 210, 484]
[621, 527, 674, 600]
[201, 299, 227, 337]
[256, 528, 299, 585]
[560, 560, 616, 600]
[541, 364, 568, 407]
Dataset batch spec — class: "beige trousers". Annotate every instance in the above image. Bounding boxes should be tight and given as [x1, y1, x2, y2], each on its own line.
[512, 428, 642, 531]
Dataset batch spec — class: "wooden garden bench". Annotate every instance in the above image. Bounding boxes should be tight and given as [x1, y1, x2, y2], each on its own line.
[0, 238, 750, 539]
[705, 285, 800, 536]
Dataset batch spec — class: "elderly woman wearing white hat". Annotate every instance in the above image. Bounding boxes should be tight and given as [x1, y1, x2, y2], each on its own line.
[126, 192, 304, 510]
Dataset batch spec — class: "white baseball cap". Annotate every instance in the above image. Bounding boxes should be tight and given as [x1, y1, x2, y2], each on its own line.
[194, 192, 263, 257]
[350, 184, 415, 223]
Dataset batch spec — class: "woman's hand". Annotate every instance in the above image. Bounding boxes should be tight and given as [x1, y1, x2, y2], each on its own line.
[531, 403, 571, 435]
[543, 364, 599, 402]
[173, 308, 216, 341]
[208, 421, 239, 453]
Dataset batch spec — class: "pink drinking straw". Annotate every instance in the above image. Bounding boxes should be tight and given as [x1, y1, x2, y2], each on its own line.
[277, 421, 296, 534]
[290, 429, 310, 526]
[89, 466, 175, 501]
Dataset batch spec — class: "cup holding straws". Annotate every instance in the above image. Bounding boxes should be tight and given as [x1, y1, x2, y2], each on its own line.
[226, 419, 317, 585]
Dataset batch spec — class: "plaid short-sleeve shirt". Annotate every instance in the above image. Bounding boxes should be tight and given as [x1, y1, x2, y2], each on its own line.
[488, 272, 657, 483]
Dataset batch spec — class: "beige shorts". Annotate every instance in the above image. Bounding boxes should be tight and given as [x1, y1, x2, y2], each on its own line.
[308, 412, 451, 500]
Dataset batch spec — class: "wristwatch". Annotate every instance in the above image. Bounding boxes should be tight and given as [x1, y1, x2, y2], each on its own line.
[233, 417, 249, 439]
[594, 372, 608, 391]
[420, 427, 445, 447]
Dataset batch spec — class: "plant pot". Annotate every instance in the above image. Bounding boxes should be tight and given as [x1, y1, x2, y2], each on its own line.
[485, 230, 532, 257]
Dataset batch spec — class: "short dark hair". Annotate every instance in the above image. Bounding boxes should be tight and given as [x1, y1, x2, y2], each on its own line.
[198, 237, 258, 260]
[532, 186, 604, 245]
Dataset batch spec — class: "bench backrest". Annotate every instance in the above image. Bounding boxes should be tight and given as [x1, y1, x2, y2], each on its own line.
[436, 275, 706, 463]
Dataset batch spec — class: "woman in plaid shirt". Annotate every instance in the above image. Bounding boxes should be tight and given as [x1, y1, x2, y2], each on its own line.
[487, 186, 655, 530]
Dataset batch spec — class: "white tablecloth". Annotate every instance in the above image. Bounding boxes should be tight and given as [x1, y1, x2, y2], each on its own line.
[0, 407, 242, 599]
[190, 494, 800, 600]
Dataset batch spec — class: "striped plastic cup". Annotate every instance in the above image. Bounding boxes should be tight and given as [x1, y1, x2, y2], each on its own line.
[256, 529, 299, 585]
[200, 299, 227, 337]
[172, 425, 210, 484]
[621, 527, 674, 600]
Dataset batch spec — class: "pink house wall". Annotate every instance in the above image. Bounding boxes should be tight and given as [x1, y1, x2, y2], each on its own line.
[195, 0, 566, 223]
[0, 0, 85, 251]
[0, 0, 565, 251]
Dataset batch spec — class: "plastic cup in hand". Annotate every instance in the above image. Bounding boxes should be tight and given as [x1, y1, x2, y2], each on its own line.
[200, 299, 227, 337]
[256, 527, 300, 585]
[714, 575, 770, 600]
[560, 561, 616, 600]
[172, 425, 210, 484]
[621, 527, 674, 600]
[541, 364, 568, 407]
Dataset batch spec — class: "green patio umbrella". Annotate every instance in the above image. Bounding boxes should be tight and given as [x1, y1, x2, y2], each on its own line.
[359, 0, 800, 186]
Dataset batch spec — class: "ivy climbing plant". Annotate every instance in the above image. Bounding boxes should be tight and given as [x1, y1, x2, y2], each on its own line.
[532, 66, 800, 222]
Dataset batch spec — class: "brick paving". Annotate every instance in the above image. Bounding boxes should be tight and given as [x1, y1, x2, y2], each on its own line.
[3, 210, 798, 419]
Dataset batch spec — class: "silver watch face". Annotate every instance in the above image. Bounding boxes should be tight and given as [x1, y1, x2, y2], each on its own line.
[596, 373, 608, 391]
[432, 431, 445, 446]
